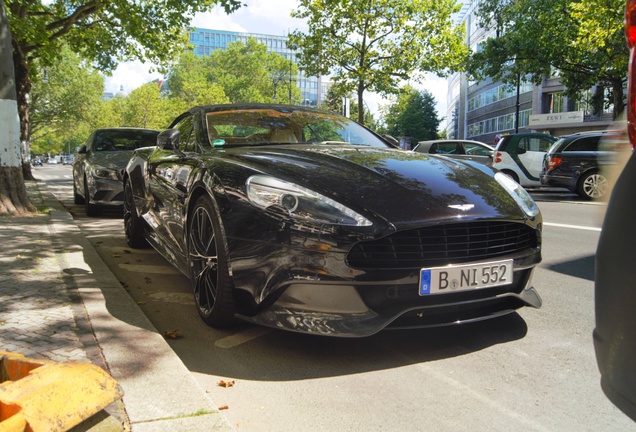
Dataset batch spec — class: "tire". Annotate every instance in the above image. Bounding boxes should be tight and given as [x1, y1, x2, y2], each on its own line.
[501, 170, 520, 183]
[577, 171, 608, 200]
[84, 178, 101, 216]
[123, 179, 148, 248]
[73, 178, 85, 204]
[187, 195, 236, 328]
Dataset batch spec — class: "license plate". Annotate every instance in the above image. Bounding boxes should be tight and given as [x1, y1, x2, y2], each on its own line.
[419, 260, 513, 296]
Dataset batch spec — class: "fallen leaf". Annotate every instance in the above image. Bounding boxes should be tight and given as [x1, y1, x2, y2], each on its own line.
[112, 253, 121, 258]
[218, 405, 229, 411]
[137, 301, 146, 305]
[164, 330, 183, 339]
[217, 380, 235, 388]
[144, 276, 152, 283]
[123, 249, 132, 254]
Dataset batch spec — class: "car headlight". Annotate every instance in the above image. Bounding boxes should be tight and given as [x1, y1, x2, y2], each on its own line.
[246, 175, 372, 226]
[495, 172, 540, 218]
[91, 165, 119, 181]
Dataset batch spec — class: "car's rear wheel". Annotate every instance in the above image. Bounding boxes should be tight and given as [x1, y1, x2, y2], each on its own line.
[73, 178, 85, 205]
[501, 170, 519, 183]
[84, 177, 101, 216]
[187, 195, 236, 327]
[123, 179, 147, 248]
[578, 171, 608, 200]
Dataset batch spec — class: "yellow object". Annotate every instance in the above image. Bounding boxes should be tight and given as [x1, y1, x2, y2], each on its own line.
[0, 351, 123, 432]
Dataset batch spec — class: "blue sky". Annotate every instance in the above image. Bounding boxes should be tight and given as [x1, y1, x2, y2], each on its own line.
[104, 0, 448, 119]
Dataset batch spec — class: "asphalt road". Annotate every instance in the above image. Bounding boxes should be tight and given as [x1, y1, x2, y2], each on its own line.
[37, 164, 636, 432]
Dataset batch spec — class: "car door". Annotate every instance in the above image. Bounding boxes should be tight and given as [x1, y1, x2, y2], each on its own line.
[147, 114, 200, 260]
[517, 135, 554, 181]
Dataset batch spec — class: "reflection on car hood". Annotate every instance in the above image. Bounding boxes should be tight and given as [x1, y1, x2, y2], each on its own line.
[226, 145, 525, 225]
[90, 151, 135, 171]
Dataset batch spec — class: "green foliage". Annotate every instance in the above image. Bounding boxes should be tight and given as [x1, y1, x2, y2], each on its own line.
[122, 83, 181, 129]
[7, 0, 242, 71]
[467, 0, 628, 118]
[383, 87, 440, 143]
[288, 0, 468, 123]
[166, 39, 302, 106]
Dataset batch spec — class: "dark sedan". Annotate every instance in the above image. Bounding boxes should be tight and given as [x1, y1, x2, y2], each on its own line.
[123, 104, 543, 337]
[73, 128, 160, 216]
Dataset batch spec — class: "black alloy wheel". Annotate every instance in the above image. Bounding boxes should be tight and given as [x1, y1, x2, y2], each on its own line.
[123, 179, 147, 248]
[84, 177, 100, 217]
[188, 195, 236, 327]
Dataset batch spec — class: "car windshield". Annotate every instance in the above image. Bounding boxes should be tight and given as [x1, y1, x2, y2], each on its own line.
[204, 108, 389, 148]
[93, 130, 159, 152]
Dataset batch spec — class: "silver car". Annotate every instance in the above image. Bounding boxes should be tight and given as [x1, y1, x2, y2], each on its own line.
[413, 139, 494, 166]
[73, 128, 160, 216]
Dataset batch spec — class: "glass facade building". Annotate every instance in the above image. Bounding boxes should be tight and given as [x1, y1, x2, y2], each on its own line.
[189, 28, 328, 107]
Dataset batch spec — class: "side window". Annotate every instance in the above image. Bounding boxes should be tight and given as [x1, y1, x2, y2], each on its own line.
[525, 137, 552, 152]
[538, 138, 553, 152]
[435, 143, 459, 154]
[173, 115, 196, 152]
[462, 142, 490, 156]
[565, 137, 600, 151]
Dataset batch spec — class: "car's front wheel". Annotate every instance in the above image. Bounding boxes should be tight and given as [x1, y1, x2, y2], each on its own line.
[83, 177, 101, 216]
[123, 179, 147, 248]
[187, 195, 236, 328]
[73, 177, 85, 205]
[578, 171, 608, 200]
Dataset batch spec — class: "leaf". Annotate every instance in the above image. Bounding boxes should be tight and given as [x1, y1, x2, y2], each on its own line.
[144, 276, 152, 283]
[163, 330, 183, 339]
[217, 380, 235, 388]
[112, 253, 121, 258]
[218, 405, 229, 410]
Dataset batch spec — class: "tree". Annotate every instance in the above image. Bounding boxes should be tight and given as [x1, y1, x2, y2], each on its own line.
[166, 52, 229, 106]
[1, 0, 34, 214]
[122, 83, 180, 129]
[383, 87, 440, 143]
[5, 0, 242, 184]
[30, 47, 104, 151]
[322, 85, 376, 127]
[288, 0, 467, 124]
[208, 38, 301, 104]
[467, 0, 628, 119]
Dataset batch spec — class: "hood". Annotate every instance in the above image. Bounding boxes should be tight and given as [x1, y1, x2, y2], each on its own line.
[90, 151, 135, 172]
[223, 145, 528, 226]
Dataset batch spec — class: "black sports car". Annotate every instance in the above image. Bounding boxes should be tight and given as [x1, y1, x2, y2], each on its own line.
[124, 104, 543, 337]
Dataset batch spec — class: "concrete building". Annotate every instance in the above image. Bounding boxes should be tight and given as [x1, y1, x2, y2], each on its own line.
[446, 1, 617, 145]
[188, 28, 330, 107]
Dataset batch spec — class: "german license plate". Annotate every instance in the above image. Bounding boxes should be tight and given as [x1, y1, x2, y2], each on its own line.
[419, 260, 513, 295]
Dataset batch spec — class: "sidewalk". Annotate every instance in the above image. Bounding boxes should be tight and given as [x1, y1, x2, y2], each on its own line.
[0, 180, 234, 431]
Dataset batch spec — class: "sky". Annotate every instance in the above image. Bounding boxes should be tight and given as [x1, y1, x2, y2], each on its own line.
[103, 0, 448, 121]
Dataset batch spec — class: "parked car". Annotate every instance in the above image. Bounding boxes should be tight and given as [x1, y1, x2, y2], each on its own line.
[413, 139, 494, 166]
[594, 0, 636, 421]
[123, 103, 543, 337]
[540, 129, 628, 200]
[492, 133, 558, 186]
[73, 128, 160, 216]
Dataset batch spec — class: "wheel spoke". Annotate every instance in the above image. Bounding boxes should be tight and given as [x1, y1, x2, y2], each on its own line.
[189, 206, 219, 314]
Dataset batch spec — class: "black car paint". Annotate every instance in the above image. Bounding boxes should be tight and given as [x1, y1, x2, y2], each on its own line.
[125, 104, 542, 336]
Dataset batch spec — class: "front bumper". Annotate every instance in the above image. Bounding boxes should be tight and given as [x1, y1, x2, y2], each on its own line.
[88, 177, 125, 206]
[236, 263, 541, 337]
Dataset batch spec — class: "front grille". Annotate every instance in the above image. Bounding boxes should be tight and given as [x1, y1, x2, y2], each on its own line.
[347, 221, 537, 270]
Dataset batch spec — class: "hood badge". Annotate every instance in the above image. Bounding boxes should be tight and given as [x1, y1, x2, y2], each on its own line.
[448, 204, 475, 211]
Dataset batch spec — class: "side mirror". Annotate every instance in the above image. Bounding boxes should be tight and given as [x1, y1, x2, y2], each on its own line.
[78, 145, 87, 154]
[157, 129, 181, 151]
[517, 147, 527, 155]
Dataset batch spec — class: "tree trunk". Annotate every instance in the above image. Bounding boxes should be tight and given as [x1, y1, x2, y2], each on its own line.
[12, 41, 35, 181]
[613, 78, 626, 120]
[0, 1, 36, 215]
[357, 80, 365, 124]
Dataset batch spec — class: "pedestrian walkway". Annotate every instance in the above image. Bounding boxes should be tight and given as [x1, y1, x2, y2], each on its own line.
[0, 180, 233, 431]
